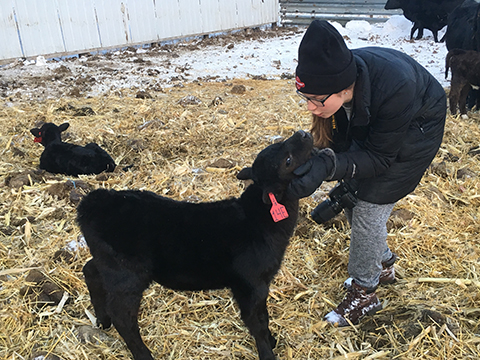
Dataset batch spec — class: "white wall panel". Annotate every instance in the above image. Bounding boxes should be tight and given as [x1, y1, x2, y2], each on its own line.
[179, 0, 203, 36]
[124, 0, 157, 43]
[154, 0, 182, 40]
[55, 0, 101, 53]
[13, 0, 66, 57]
[92, 0, 131, 48]
[0, 0, 24, 59]
[0, 0, 279, 62]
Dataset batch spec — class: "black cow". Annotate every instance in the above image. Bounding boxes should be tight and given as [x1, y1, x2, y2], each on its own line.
[445, 0, 480, 51]
[385, 0, 465, 42]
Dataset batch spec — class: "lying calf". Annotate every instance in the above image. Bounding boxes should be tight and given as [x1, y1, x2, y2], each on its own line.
[30, 122, 116, 176]
[77, 130, 313, 360]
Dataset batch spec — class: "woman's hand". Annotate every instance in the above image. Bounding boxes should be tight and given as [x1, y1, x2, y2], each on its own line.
[288, 153, 334, 198]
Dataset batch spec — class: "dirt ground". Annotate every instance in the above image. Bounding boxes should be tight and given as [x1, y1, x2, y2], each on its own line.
[0, 25, 302, 102]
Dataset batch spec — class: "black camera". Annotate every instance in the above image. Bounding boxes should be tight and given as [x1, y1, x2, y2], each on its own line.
[310, 180, 358, 224]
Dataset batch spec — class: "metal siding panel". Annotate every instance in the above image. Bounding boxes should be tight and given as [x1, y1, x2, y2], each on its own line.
[250, 0, 262, 25]
[93, 0, 131, 47]
[154, 0, 181, 39]
[1, 0, 279, 63]
[235, 0, 247, 28]
[56, 0, 101, 53]
[13, 0, 65, 57]
[199, 0, 216, 33]
[201, 0, 235, 32]
[280, 0, 401, 25]
[0, 0, 24, 60]
[248, 0, 278, 26]
[178, 0, 203, 36]
[236, 0, 275, 28]
[124, 0, 156, 43]
[268, 0, 280, 23]
[219, 1, 239, 30]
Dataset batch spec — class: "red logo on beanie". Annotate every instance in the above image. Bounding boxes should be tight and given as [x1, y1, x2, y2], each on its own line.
[295, 76, 305, 90]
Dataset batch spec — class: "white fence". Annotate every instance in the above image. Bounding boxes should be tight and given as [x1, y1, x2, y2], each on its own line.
[1, 0, 278, 63]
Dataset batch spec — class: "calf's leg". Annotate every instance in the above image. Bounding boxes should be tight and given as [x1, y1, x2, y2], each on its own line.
[83, 259, 111, 328]
[232, 284, 276, 360]
[449, 76, 462, 115]
[476, 89, 480, 111]
[103, 269, 153, 360]
[459, 84, 472, 115]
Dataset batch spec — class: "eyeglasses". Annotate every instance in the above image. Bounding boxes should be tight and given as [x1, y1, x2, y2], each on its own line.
[296, 90, 332, 107]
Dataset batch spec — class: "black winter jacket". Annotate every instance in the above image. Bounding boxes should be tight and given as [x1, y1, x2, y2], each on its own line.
[331, 47, 446, 204]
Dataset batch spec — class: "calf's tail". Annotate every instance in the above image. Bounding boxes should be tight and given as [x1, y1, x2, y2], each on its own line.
[445, 52, 451, 79]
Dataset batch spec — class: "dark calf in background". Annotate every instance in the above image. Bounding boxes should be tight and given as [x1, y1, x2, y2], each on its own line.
[30, 122, 115, 176]
[77, 131, 314, 360]
[445, 0, 480, 111]
[445, 49, 480, 114]
[384, 0, 464, 42]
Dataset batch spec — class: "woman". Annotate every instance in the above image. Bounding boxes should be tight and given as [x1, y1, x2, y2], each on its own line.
[289, 20, 446, 326]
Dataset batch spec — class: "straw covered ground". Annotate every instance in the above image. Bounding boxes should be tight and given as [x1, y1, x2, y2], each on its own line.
[1, 78, 480, 360]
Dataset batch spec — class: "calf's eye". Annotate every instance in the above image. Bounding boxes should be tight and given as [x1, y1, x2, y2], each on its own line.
[285, 157, 292, 167]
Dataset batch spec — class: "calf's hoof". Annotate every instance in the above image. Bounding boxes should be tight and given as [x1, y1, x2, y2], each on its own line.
[97, 318, 112, 330]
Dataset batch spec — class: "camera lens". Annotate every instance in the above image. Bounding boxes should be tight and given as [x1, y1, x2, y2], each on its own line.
[310, 199, 343, 224]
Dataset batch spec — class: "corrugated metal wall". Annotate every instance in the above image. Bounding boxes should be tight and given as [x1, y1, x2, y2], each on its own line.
[0, 0, 278, 63]
[280, 0, 401, 26]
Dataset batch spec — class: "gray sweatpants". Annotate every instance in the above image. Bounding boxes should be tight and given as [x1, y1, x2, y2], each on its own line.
[344, 199, 395, 290]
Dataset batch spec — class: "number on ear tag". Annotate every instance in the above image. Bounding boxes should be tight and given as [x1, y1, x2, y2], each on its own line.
[268, 193, 289, 222]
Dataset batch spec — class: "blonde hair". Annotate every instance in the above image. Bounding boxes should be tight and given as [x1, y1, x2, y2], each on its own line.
[310, 83, 355, 149]
[310, 115, 333, 149]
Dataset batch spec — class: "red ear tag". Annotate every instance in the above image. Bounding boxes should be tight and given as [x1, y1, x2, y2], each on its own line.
[34, 137, 42, 143]
[268, 193, 289, 222]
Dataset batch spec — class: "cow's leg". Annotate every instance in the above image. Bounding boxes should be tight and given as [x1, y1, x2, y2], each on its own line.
[83, 259, 111, 328]
[415, 27, 424, 40]
[232, 282, 276, 360]
[410, 24, 418, 40]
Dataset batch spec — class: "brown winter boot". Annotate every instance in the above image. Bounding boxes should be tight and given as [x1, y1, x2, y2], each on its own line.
[344, 252, 397, 288]
[379, 253, 397, 285]
[325, 282, 382, 327]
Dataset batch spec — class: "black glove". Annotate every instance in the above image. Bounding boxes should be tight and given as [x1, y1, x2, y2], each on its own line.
[288, 153, 335, 198]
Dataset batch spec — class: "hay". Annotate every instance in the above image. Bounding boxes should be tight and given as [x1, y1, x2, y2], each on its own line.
[1, 79, 479, 360]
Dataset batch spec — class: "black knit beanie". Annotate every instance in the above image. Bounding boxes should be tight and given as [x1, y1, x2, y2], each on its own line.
[296, 20, 357, 95]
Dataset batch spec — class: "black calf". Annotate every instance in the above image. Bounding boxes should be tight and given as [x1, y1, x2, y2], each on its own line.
[77, 130, 314, 360]
[30, 122, 115, 176]
[445, 49, 480, 114]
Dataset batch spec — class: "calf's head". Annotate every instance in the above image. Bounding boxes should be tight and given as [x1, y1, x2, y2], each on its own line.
[237, 130, 313, 203]
[30, 122, 70, 147]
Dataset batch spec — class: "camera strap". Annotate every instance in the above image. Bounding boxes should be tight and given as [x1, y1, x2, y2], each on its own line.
[268, 193, 289, 222]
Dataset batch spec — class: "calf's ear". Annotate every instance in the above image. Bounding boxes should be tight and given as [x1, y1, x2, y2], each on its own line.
[30, 128, 41, 137]
[237, 167, 253, 180]
[59, 123, 70, 132]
